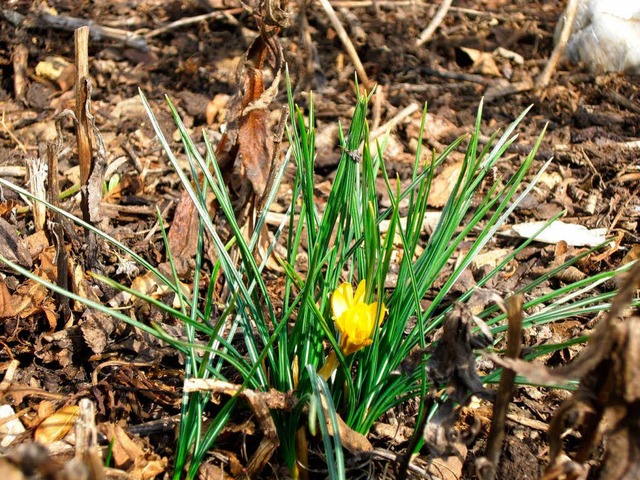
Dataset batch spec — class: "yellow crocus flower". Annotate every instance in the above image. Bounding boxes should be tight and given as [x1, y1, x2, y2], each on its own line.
[319, 280, 386, 379]
[332, 280, 386, 356]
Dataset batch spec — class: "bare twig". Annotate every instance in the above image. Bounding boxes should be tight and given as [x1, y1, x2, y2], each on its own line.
[1, 9, 149, 51]
[1, 111, 27, 155]
[416, 0, 453, 47]
[606, 91, 640, 115]
[536, 0, 579, 89]
[368, 102, 420, 144]
[421, 66, 488, 84]
[506, 413, 549, 432]
[0, 360, 19, 396]
[66, 398, 104, 480]
[75, 27, 92, 225]
[609, 184, 640, 232]
[74, 27, 103, 270]
[318, 0, 372, 88]
[46, 132, 70, 318]
[144, 8, 243, 39]
[485, 79, 534, 102]
[331, 1, 511, 20]
[371, 86, 384, 132]
[25, 151, 47, 232]
[477, 295, 523, 480]
[0, 166, 27, 177]
[602, 139, 640, 149]
[338, 7, 367, 45]
[11, 44, 28, 101]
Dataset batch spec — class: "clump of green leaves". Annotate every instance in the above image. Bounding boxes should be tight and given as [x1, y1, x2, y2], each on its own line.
[2, 80, 638, 480]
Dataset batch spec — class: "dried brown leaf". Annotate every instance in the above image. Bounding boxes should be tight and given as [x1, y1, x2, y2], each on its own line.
[184, 379, 290, 475]
[166, 194, 202, 259]
[459, 47, 502, 76]
[487, 261, 640, 479]
[166, 4, 285, 260]
[427, 303, 493, 401]
[34, 404, 80, 444]
[0, 279, 17, 318]
[235, 68, 273, 197]
[130, 455, 167, 480]
[324, 406, 373, 453]
[24, 230, 49, 260]
[13, 279, 50, 317]
[198, 460, 237, 480]
[428, 160, 463, 208]
[428, 443, 467, 480]
[372, 422, 413, 445]
[79, 310, 116, 355]
[104, 423, 144, 469]
[0, 217, 32, 268]
[104, 423, 167, 480]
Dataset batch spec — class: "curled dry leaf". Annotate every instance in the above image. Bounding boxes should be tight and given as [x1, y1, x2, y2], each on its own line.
[426, 302, 493, 403]
[0, 217, 32, 269]
[458, 47, 502, 77]
[104, 423, 167, 480]
[395, 300, 496, 465]
[167, 4, 286, 259]
[316, 393, 373, 453]
[79, 310, 116, 355]
[212, 11, 285, 205]
[185, 378, 296, 477]
[0, 279, 17, 319]
[428, 159, 463, 208]
[34, 404, 80, 444]
[487, 260, 640, 479]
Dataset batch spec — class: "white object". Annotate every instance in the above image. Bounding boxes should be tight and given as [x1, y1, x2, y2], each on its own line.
[506, 220, 607, 247]
[562, 0, 640, 73]
[0, 404, 26, 447]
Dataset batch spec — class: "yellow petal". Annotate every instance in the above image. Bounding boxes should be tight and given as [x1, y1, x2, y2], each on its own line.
[337, 312, 355, 353]
[351, 304, 373, 341]
[353, 280, 366, 305]
[372, 302, 386, 327]
[332, 282, 354, 319]
[365, 303, 380, 332]
[334, 311, 348, 338]
[330, 279, 385, 357]
[344, 307, 360, 339]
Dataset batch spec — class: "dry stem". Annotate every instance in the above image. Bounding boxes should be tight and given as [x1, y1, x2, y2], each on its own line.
[416, 0, 453, 47]
[536, 0, 579, 89]
[318, 0, 371, 88]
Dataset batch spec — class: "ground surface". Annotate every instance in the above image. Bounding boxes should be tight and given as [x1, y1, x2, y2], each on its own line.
[0, 0, 639, 479]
